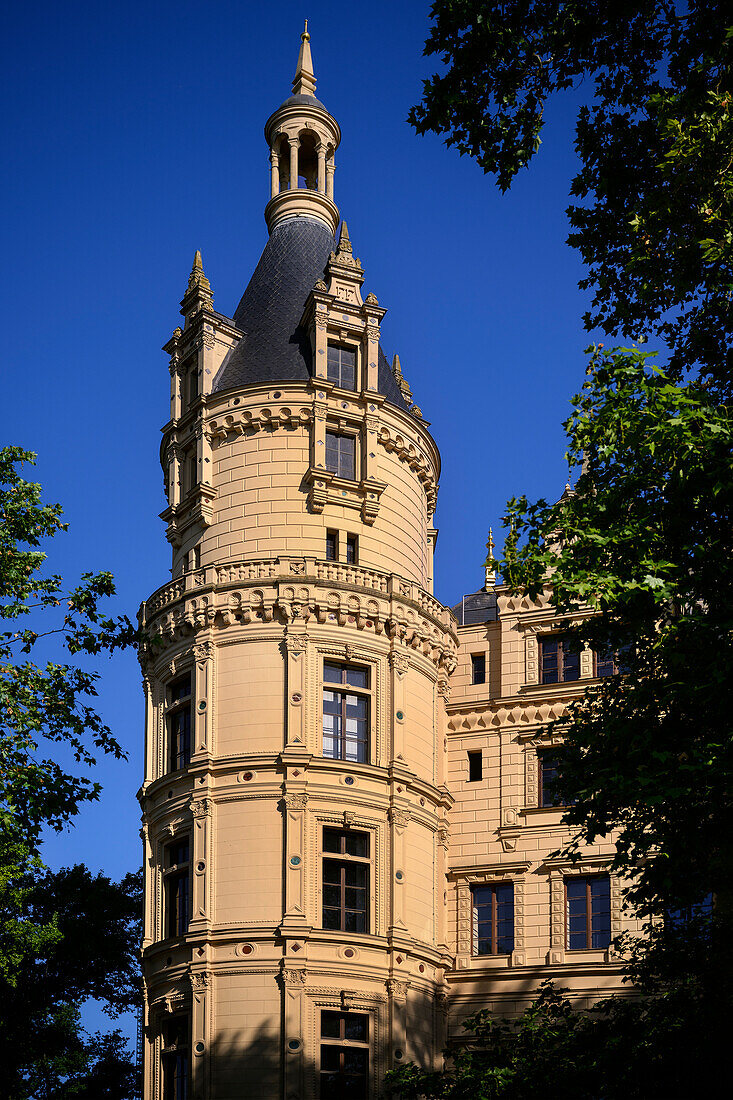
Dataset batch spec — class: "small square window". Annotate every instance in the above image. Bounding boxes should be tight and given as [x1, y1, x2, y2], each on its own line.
[471, 653, 486, 685]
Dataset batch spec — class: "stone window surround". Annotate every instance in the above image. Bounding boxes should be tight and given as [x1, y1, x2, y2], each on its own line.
[451, 861, 531, 969]
[314, 812, 381, 941]
[315, 642, 382, 768]
[305, 992, 386, 1100]
[516, 614, 595, 689]
[544, 855, 622, 966]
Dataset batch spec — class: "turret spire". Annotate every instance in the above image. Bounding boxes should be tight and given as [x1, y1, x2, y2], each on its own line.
[180, 249, 214, 324]
[292, 20, 317, 98]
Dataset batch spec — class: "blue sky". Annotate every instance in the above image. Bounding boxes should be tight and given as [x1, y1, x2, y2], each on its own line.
[2, 0, 596, 1022]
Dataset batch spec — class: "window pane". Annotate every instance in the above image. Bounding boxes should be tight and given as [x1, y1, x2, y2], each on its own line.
[169, 675, 191, 703]
[345, 864, 367, 888]
[321, 1011, 342, 1039]
[344, 667, 368, 688]
[471, 654, 486, 684]
[338, 436, 355, 480]
[540, 638, 559, 684]
[320, 1046, 341, 1071]
[346, 535, 357, 564]
[344, 1014, 368, 1042]
[326, 531, 338, 561]
[322, 908, 341, 930]
[344, 832, 368, 858]
[167, 839, 189, 867]
[562, 641, 580, 681]
[323, 829, 342, 854]
[324, 663, 343, 684]
[323, 859, 342, 883]
[325, 432, 340, 472]
[345, 909, 366, 932]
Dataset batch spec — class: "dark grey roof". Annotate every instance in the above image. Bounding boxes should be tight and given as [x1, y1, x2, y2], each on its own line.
[280, 93, 328, 110]
[212, 217, 410, 411]
[451, 589, 498, 626]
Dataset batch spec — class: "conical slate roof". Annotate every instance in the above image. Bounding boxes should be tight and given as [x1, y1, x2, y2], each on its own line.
[211, 217, 409, 410]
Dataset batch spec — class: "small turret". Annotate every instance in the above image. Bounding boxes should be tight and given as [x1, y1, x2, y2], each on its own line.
[263, 23, 341, 235]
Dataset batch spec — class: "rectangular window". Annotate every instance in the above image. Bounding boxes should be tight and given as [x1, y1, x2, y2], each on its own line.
[322, 662, 369, 763]
[164, 838, 190, 939]
[167, 674, 192, 773]
[471, 653, 486, 685]
[666, 893, 714, 928]
[187, 365, 199, 405]
[320, 1010, 369, 1100]
[161, 1015, 189, 1100]
[326, 529, 339, 561]
[325, 431, 356, 480]
[467, 750, 482, 782]
[322, 828, 370, 933]
[327, 344, 357, 390]
[183, 449, 198, 496]
[538, 750, 562, 807]
[346, 533, 358, 564]
[566, 875, 611, 950]
[540, 635, 580, 684]
[472, 883, 514, 955]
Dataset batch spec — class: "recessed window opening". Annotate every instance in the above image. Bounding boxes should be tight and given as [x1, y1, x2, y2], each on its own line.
[163, 837, 190, 939]
[325, 431, 356, 480]
[566, 875, 611, 950]
[538, 750, 563, 807]
[167, 674, 192, 773]
[298, 131, 318, 189]
[471, 653, 486, 685]
[327, 344, 356, 390]
[540, 635, 580, 684]
[323, 662, 369, 763]
[161, 1015, 189, 1100]
[472, 883, 514, 955]
[326, 530, 339, 561]
[467, 750, 482, 782]
[320, 1010, 369, 1099]
[322, 827, 370, 933]
[346, 533, 358, 564]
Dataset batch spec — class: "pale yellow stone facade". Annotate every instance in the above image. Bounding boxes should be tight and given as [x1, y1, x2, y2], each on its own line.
[138, 28, 630, 1100]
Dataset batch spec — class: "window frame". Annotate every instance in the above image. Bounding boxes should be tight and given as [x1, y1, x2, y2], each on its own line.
[538, 749, 564, 808]
[539, 634, 581, 684]
[322, 662, 371, 764]
[326, 529, 339, 561]
[161, 1014, 190, 1100]
[326, 342, 358, 391]
[565, 874, 611, 951]
[471, 652, 486, 685]
[471, 882, 515, 956]
[319, 1009, 369, 1099]
[321, 827, 370, 935]
[325, 429, 358, 482]
[467, 750, 482, 782]
[162, 836, 191, 940]
[345, 533, 358, 564]
[166, 673, 193, 774]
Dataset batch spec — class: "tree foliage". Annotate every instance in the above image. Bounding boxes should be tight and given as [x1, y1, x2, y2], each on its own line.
[0, 447, 140, 1098]
[411, 1, 733, 386]
[389, 3, 733, 1095]
[0, 865, 142, 1100]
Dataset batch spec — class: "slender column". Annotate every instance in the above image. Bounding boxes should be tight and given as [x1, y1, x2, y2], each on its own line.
[270, 148, 280, 198]
[317, 143, 326, 193]
[326, 157, 335, 199]
[289, 138, 300, 190]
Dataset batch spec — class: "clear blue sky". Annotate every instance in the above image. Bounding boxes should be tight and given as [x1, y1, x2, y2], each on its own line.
[2, 0, 594, 972]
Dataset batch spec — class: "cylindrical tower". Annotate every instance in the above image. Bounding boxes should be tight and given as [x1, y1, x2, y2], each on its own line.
[139, 27, 457, 1100]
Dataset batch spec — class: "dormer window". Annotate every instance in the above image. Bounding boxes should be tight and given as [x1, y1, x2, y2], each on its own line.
[327, 344, 356, 390]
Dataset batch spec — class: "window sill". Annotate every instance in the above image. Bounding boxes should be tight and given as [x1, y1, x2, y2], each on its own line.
[304, 466, 386, 524]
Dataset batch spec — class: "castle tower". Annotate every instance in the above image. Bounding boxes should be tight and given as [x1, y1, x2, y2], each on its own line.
[139, 27, 456, 1100]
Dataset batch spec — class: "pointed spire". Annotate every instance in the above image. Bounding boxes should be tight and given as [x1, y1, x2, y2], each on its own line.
[485, 528, 497, 589]
[181, 249, 214, 322]
[337, 220, 352, 254]
[187, 250, 212, 296]
[292, 20, 317, 98]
